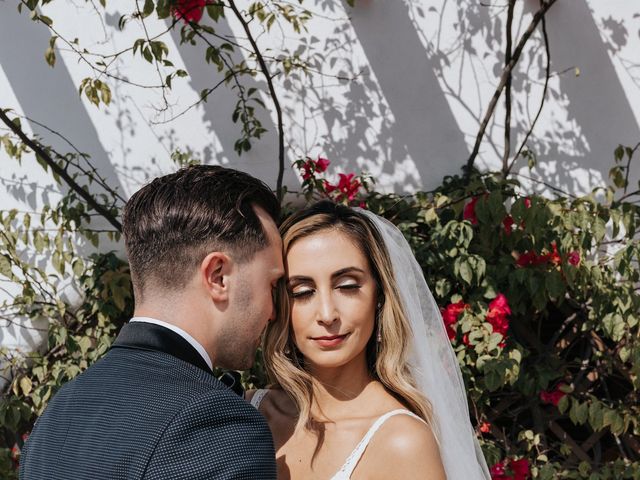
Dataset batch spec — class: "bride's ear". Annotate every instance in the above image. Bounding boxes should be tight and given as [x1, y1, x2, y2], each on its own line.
[200, 252, 232, 302]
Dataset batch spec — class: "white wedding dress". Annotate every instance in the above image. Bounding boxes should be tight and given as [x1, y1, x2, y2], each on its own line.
[251, 389, 426, 480]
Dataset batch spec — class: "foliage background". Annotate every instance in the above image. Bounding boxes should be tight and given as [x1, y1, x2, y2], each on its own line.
[1, 1, 639, 479]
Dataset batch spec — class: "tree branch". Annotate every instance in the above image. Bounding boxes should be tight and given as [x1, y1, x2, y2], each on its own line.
[501, 0, 515, 176]
[508, 0, 552, 174]
[227, 0, 286, 203]
[0, 109, 122, 232]
[466, 0, 559, 175]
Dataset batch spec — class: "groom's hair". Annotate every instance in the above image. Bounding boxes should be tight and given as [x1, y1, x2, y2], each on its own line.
[122, 165, 279, 299]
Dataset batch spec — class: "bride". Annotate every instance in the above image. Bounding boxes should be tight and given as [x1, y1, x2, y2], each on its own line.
[247, 201, 490, 479]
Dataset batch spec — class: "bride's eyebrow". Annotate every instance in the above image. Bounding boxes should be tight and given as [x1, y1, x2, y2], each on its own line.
[331, 267, 365, 279]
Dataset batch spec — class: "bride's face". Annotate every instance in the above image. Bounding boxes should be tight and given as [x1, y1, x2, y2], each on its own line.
[286, 228, 377, 370]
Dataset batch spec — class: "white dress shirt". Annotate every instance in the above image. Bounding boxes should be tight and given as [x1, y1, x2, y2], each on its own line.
[129, 316, 213, 371]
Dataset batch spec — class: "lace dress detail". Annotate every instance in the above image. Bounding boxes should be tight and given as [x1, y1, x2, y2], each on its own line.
[249, 390, 426, 480]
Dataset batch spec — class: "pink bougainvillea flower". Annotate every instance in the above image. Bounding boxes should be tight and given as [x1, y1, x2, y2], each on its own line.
[479, 421, 491, 434]
[486, 293, 511, 337]
[540, 383, 567, 406]
[490, 458, 531, 480]
[549, 242, 561, 266]
[336, 173, 361, 202]
[171, 0, 207, 23]
[509, 458, 531, 480]
[323, 179, 337, 194]
[490, 461, 508, 480]
[568, 251, 580, 266]
[503, 214, 515, 235]
[315, 157, 330, 173]
[516, 243, 561, 268]
[441, 300, 468, 341]
[301, 161, 314, 181]
[300, 157, 331, 181]
[463, 196, 479, 225]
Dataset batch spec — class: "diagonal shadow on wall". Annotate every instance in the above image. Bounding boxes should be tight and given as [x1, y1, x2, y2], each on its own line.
[0, 6, 124, 207]
[531, 0, 640, 192]
[346, 0, 470, 189]
[169, 17, 298, 189]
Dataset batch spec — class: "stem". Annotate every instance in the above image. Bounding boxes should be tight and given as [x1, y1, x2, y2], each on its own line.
[623, 142, 640, 195]
[227, 0, 286, 203]
[466, 0, 559, 174]
[508, 0, 552, 174]
[0, 109, 122, 231]
[502, 0, 515, 176]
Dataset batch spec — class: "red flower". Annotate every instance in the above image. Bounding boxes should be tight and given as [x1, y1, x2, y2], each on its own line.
[510, 459, 530, 480]
[171, 0, 207, 23]
[568, 251, 580, 266]
[463, 196, 479, 225]
[540, 383, 567, 406]
[336, 173, 361, 202]
[516, 243, 561, 268]
[441, 300, 468, 340]
[323, 179, 337, 193]
[462, 333, 470, 346]
[503, 215, 515, 235]
[479, 421, 491, 433]
[491, 458, 530, 480]
[316, 157, 330, 173]
[490, 461, 508, 480]
[486, 294, 511, 337]
[549, 242, 561, 266]
[524, 197, 532, 209]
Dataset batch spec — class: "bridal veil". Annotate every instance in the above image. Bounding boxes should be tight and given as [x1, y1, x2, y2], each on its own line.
[358, 209, 491, 480]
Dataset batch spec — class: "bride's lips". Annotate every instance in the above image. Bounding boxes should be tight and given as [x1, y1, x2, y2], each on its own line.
[311, 333, 350, 348]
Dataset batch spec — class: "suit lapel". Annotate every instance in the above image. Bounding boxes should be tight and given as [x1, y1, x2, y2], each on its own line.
[111, 322, 212, 374]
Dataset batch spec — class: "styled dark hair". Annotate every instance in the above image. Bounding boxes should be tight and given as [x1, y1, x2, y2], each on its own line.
[122, 165, 279, 299]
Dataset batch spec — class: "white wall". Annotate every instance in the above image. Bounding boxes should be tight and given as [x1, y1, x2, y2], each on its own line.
[1, 0, 639, 353]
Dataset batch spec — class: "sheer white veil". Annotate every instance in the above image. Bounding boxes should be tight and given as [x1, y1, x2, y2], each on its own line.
[357, 208, 491, 480]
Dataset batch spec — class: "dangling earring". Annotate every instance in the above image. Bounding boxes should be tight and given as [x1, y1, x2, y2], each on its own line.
[376, 301, 383, 343]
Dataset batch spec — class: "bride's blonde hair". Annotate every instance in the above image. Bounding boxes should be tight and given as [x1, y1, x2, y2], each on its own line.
[263, 201, 434, 431]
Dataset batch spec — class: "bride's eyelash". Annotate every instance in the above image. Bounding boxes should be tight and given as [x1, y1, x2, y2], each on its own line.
[338, 284, 361, 292]
[291, 289, 314, 299]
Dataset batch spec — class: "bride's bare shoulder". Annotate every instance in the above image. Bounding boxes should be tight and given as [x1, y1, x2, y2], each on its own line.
[368, 414, 446, 480]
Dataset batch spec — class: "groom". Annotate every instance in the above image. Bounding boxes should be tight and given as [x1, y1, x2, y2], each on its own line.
[20, 165, 283, 479]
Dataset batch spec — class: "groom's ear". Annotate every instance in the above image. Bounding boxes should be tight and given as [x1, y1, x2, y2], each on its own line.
[200, 252, 232, 302]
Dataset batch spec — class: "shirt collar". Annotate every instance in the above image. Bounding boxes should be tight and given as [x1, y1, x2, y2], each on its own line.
[129, 317, 213, 371]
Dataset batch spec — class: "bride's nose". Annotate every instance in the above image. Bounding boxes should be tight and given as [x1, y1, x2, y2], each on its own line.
[317, 290, 338, 326]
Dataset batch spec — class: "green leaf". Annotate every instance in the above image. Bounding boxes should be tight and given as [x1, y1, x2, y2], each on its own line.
[19, 376, 32, 396]
[142, 0, 154, 17]
[545, 270, 565, 299]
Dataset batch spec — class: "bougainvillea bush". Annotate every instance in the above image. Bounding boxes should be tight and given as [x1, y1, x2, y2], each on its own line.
[2, 154, 640, 478]
[290, 156, 640, 479]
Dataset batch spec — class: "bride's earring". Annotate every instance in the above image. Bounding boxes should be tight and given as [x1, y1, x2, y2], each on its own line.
[376, 302, 383, 343]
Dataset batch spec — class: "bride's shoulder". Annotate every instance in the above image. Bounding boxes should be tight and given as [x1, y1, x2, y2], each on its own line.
[369, 414, 445, 479]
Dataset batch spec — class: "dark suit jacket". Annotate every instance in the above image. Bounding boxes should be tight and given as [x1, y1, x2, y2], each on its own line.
[19, 321, 277, 479]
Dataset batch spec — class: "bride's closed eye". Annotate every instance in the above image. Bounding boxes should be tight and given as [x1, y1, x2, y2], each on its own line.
[290, 288, 314, 299]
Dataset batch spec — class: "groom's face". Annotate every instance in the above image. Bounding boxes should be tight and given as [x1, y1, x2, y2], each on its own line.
[216, 207, 284, 370]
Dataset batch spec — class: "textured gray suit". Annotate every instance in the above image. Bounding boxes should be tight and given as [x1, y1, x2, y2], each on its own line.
[19, 322, 277, 479]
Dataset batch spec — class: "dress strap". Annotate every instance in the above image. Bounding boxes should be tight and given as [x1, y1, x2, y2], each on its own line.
[249, 389, 269, 409]
[336, 409, 426, 478]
